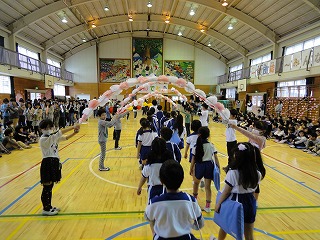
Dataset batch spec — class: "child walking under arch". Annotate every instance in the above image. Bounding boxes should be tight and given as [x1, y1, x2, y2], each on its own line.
[189, 126, 220, 213]
[215, 142, 266, 240]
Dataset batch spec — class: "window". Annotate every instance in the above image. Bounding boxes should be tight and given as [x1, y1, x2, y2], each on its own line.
[251, 53, 272, 66]
[285, 35, 320, 55]
[54, 84, 65, 96]
[0, 75, 11, 94]
[229, 64, 243, 81]
[47, 59, 61, 77]
[17, 45, 40, 72]
[226, 88, 236, 99]
[277, 79, 307, 97]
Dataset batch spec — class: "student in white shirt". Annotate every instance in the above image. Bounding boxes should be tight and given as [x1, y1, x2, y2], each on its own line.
[199, 103, 209, 127]
[223, 109, 238, 172]
[39, 119, 80, 216]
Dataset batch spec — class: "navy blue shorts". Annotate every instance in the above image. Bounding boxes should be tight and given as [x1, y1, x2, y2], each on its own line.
[231, 193, 257, 223]
[140, 145, 151, 162]
[194, 161, 214, 180]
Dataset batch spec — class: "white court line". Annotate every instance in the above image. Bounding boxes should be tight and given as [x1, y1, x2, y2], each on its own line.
[89, 153, 194, 190]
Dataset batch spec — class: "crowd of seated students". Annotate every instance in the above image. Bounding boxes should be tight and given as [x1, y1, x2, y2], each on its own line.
[234, 111, 320, 156]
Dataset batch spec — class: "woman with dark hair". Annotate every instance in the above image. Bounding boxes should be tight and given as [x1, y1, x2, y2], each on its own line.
[189, 127, 220, 213]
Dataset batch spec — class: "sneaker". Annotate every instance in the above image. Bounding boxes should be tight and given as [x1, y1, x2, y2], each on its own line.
[307, 150, 313, 154]
[99, 167, 110, 171]
[42, 208, 58, 216]
[115, 147, 122, 150]
[290, 145, 295, 148]
[313, 153, 318, 156]
[303, 149, 308, 152]
[200, 180, 205, 188]
[203, 207, 211, 213]
[279, 140, 287, 144]
[52, 207, 60, 212]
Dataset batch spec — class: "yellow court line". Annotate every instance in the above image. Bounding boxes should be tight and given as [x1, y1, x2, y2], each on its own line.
[265, 175, 316, 206]
[272, 229, 320, 235]
[6, 145, 99, 240]
[1, 208, 319, 223]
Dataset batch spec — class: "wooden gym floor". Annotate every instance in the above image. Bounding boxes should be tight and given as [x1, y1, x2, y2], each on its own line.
[0, 112, 319, 240]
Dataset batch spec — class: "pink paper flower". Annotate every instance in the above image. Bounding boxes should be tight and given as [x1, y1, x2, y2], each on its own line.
[119, 81, 130, 90]
[158, 75, 169, 82]
[176, 78, 187, 87]
[88, 99, 99, 109]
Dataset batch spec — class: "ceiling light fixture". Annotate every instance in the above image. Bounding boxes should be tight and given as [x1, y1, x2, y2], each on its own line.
[189, 8, 195, 16]
[178, 31, 182, 36]
[227, 23, 233, 30]
[104, 6, 109, 11]
[61, 16, 68, 23]
[222, 0, 228, 7]
[129, 15, 133, 22]
[147, 1, 152, 8]
[208, 42, 212, 47]
[82, 38, 86, 42]
[165, 15, 170, 24]
[92, 23, 96, 28]
[200, 28, 205, 33]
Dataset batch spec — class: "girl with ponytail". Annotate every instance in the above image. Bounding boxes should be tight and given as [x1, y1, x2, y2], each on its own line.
[189, 127, 220, 213]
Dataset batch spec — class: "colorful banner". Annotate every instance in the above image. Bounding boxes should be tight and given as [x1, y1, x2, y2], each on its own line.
[164, 60, 194, 83]
[313, 45, 320, 67]
[283, 55, 292, 72]
[301, 49, 312, 69]
[261, 61, 270, 76]
[291, 52, 301, 70]
[269, 59, 276, 75]
[100, 59, 131, 82]
[250, 65, 257, 78]
[132, 38, 163, 77]
[135, 83, 169, 93]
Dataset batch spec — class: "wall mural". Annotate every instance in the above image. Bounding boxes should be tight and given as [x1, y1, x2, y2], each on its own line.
[100, 58, 131, 82]
[165, 60, 195, 83]
[132, 38, 163, 77]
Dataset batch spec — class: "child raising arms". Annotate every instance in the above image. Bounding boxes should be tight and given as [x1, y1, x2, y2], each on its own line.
[215, 142, 266, 240]
[39, 119, 80, 216]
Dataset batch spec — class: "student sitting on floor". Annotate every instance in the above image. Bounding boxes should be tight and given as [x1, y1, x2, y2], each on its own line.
[289, 131, 307, 149]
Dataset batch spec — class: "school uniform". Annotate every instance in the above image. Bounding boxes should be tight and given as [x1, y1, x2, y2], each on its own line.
[192, 140, 217, 180]
[186, 132, 198, 162]
[142, 161, 166, 203]
[226, 119, 237, 161]
[199, 110, 208, 127]
[145, 192, 204, 239]
[165, 141, 181, 163]
[224, 169, 262, 223]
[137, 130, 158, 161]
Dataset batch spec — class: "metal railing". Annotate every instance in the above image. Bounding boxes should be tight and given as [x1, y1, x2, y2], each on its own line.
[0, 46, 73, 82]
[218, 47, 316, 85]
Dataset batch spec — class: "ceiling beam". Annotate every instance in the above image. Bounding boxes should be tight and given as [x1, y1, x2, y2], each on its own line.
[8, 0, 277, 44]
[301, 0, 320, 13]
[43, 14, 247, 56]
[192, 0, 278, 43]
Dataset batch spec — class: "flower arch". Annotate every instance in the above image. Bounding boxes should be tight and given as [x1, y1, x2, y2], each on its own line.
[79, 74, 229, 123]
